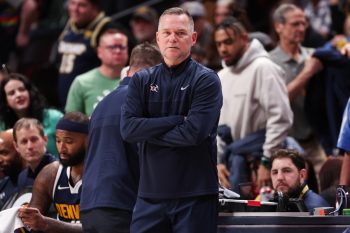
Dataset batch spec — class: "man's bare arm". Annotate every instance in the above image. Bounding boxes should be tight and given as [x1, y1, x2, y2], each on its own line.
[19, 162, 82, 233]
[287, 57, 323, 101]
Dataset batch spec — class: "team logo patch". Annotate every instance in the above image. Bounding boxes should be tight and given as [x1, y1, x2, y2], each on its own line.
[150, 84, 159, 92]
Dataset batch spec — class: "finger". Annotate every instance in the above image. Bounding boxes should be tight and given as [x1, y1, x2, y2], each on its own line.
[223, 179, 231, 189]
[20, 207, 38, 214]
[219, 176, 231, 189]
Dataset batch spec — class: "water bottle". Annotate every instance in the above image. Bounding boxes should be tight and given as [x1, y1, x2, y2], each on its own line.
[260, 186, 273, 202]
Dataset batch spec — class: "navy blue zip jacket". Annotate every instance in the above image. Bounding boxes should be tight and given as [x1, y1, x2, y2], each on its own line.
[80, 77, 140, 212]
[121, 57, 223, 199]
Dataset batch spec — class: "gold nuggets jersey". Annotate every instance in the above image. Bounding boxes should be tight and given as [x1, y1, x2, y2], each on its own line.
[52, 165, 82, 223]
[57, 12, 110, 106]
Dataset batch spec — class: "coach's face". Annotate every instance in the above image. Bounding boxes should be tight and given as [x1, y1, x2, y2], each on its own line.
[156, 14, 197, 67]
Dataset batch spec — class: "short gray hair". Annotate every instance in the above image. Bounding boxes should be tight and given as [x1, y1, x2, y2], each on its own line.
[158, 7, 194, 32]
[273, 3, 301, 24]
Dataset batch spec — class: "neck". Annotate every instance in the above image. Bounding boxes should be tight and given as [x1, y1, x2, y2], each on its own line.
[15, 109, 28, 119]
[70, 163, 83, 185]
[279, 40, 300, 60]
[28, 159, 41, 173]
[99, 65, 121, 79]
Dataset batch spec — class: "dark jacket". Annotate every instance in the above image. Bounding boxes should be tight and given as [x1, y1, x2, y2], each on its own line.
[18, 153, 56, 188]
[80, 77, 139, 212]
[121, 57, 223, 199]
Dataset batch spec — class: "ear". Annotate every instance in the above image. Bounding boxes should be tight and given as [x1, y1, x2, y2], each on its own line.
[299, 168, 307, 184]
[191, 31, 197, 46]
[13, 141, 20, 154]
[43, 135, 48, 144]
[156, 31, 160, 46]
[97, 46, 103, 60]
[274, 22, 283, 34]
[241, 32, 249, 43]
[84, 136, 89, 150]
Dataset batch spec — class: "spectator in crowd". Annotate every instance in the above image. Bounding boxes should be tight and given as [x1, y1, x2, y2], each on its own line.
[323, 14, 350, 51]
[65, 29, 129, 116]
[270, 3, 326, 173]
[191, 44, 207, 65]
[180, 1, 213, 62]
[130, 6, 158, 44]
[57, 0, 112, 107]
[16, 0, 67, 48]
[0, 129, 26, 209]
[13, 118, 56, 188]
[215, 16, 293, 191]
[319, 156, 343, 206]
[291, 30, 350, 156]
[0, 73, 63, 156]
[270, 149, 330, 212]
[121, 7, 222, 233]
[80, 42, 162, 233]
[208, 1, 271, 71]
[15, 0, 67, 80]
[0, 0, 20, 65]
[214, 0, 234, 26]
[303, 0, 332, 39]
[18, 111, 88, 232]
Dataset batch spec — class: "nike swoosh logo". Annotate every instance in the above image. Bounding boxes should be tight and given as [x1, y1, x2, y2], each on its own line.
[57, 185, 70, 190]
[180, 85, 189, 91]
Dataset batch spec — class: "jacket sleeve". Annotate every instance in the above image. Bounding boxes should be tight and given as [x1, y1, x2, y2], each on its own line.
[149, 72, 223, 147]
[120, 74, 184, 142]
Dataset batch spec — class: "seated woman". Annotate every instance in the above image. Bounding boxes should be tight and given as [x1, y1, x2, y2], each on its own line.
[0, 73, 63, 156]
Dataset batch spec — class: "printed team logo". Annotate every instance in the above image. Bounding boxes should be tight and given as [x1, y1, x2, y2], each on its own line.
[58, 41, 87, 74]
[55, 203, 80, 221]
[150, 84, 159, 92]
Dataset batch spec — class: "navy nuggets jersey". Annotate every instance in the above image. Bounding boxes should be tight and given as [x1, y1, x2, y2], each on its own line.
[57, 12, 110, 106]
[52, 165, 82, 223]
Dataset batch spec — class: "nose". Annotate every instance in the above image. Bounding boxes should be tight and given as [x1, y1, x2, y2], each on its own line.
[276, 171, 284, 180]
[168, 32, 177, 42]
[57, 143, 67, 154]
[218, 44, 227, 56]
[297, 23, 306, 32]
[26, 141, 34, 150]
[14, 90, 22, 98]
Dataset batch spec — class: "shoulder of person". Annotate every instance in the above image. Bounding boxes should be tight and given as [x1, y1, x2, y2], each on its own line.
[35, 161, 60, 186]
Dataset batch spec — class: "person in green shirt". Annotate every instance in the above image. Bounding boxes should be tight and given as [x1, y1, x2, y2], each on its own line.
[65, 28, 129, 116]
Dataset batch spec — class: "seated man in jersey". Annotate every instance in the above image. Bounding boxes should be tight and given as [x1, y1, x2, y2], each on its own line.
[13, 118, 56, 188]
[0, 129, 26, 208]
[18, 112, 88, 232]
[270, 149, 329, 213]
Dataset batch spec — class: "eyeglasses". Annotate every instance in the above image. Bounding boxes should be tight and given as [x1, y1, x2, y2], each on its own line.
[103, 44, 127, 51]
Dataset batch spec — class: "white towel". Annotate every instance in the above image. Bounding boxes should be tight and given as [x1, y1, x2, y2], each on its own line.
[0, 207, 25, 233]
